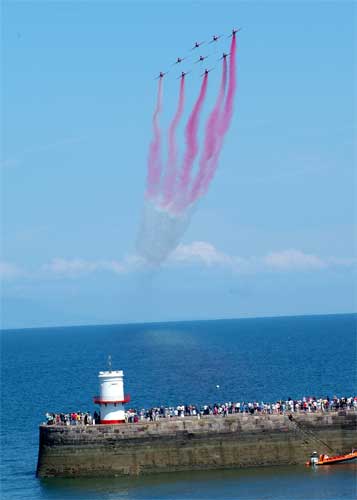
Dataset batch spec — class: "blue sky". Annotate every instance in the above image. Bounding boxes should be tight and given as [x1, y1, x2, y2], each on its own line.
[1, 1, 355, 329]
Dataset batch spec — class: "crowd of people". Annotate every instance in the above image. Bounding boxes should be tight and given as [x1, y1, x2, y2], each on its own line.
[126, 396, 357, 422]
[45, 395, 357, 426]
[45, 411, 100, 426]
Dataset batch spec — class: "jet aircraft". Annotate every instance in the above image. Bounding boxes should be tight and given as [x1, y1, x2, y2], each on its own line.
[173, 57, 185, 65]
[191, 41, 205, 50]
[209, 34, 221, 43]
[201, 68, 213, 77]
[177, 71, 189, 79]
[195, 55, 208, 64]
[229, 28, 242, 37]
[155, 71, 167, 80]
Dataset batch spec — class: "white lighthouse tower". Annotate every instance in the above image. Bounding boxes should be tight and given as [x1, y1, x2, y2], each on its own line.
[93, 357, 130, 424]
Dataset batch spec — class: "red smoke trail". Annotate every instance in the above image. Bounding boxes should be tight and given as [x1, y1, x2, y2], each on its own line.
[188, 57, 228, 205]
[174, 73, 208, 210]
[161, 77, 185, 207]
[146, 78, 163, 199]
[191, 34, 237, 203]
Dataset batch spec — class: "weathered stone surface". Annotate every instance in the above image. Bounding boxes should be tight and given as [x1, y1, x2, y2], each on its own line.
[36, 411, 357, 477]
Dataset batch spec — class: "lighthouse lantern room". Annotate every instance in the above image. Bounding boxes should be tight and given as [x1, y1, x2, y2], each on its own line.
[93, 359, 130, 424]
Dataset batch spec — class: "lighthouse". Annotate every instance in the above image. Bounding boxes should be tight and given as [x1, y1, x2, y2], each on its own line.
[93, 359, 130, 424]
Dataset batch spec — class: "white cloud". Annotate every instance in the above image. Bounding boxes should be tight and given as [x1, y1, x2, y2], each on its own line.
[43, 258, 127, 277]
[264, 250, 326, 270]
[42, 255, 145, 277]
[0, 261, 24, 280]
[171, 241, 233, 266]
[43, 258, 96, 276]
[3, 243, 355, 281]
[168, 242, 355, 274]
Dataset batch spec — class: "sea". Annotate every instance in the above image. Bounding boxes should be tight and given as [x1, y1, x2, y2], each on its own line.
[0, 313, 356, 500]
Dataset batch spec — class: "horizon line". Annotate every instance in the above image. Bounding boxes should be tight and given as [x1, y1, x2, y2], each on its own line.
[1, 310, 356, 333]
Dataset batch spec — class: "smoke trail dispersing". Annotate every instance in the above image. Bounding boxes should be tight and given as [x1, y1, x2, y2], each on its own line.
[161, 77, 185, 208]
[146, 78, 163, 200]
[188, 57, 228, 205]
[137, 201, 192, 265]
[174, 73, 208, 211]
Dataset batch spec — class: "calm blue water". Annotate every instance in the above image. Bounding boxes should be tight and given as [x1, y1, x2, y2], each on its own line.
[1, 313, 356, 499]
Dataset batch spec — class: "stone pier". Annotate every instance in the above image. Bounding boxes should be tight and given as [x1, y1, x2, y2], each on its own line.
[36, 410, 357, 477]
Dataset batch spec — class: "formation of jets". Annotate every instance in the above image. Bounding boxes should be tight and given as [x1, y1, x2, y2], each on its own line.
[155, 28, 241, 80]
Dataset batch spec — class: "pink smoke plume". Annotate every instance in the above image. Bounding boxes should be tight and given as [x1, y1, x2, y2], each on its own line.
[190, 34, 237, 204]
[188, 57, 228, 205]
[174, 73, 208, 210]
[146, 78, 163, 199]
[219, 35, 237, 136]
[161, 77, 185, 207]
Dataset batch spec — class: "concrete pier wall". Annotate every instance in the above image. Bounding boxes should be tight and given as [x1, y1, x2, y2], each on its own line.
[36, 411, 357, 477]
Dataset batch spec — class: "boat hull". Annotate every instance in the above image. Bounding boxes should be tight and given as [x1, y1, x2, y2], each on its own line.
[306, 451, 357, 466]
[317, 454, 357, 465]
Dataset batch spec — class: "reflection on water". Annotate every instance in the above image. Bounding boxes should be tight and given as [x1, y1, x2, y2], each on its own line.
[39, 464, 357, 499]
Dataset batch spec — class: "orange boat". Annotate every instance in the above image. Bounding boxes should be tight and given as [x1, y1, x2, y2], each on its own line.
[306, 449, 357, 466]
